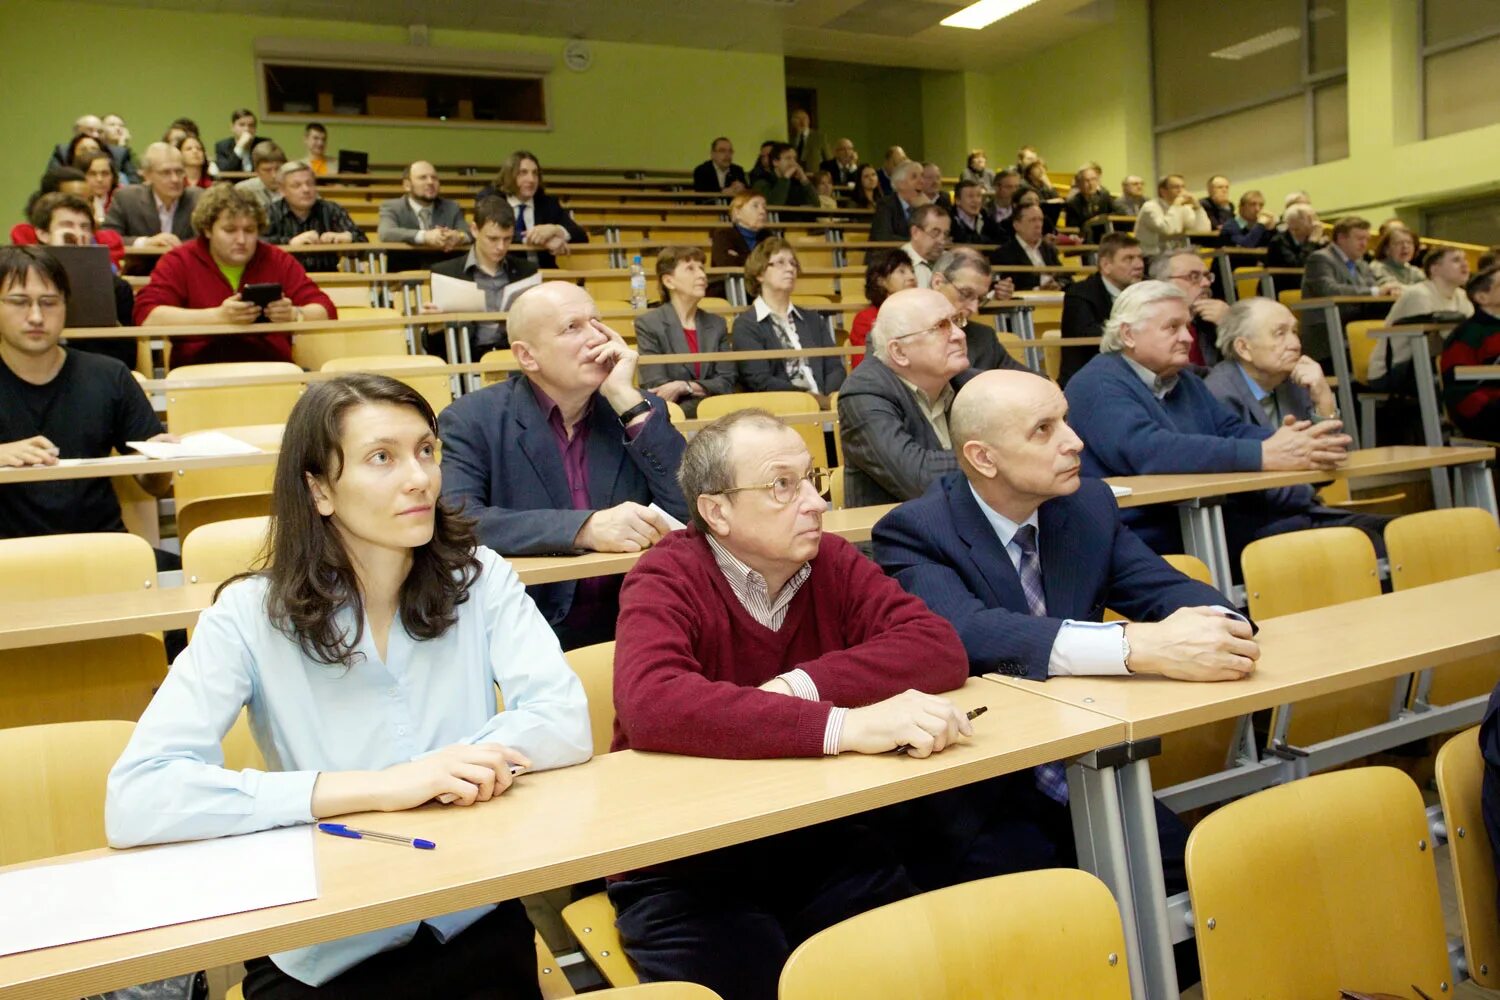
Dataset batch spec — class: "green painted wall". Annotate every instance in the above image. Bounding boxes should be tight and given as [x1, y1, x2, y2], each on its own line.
[783, 58, 925, 167]
[4, 0, 785, 220]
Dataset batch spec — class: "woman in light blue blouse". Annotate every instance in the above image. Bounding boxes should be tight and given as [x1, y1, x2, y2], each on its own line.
[107, 373, 592, 998]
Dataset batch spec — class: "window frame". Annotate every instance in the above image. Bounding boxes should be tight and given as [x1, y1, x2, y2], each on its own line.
[1418, 0, 1500, 140]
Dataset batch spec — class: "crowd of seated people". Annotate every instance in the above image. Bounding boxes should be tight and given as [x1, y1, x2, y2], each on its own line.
[12, 103, 1500, 1000]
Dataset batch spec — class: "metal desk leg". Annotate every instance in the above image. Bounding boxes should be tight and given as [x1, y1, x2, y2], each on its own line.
[1177, 498, 1232, 593]
[443, 323, 459, 366]
[729, 276, 747, 308]
[1216, 254, 1237, 305]
[458, 324, 479, 394]
[1323, 304, 1361, 449]
[1016, 306, 1041, 373]
[1455, 460, 1498, 516]
[1069, 750, 1149, 1000]
[1260, 274, 1276, 299]
[1410, 334, 1453, 506]
[1118, 751, 1179, 1000]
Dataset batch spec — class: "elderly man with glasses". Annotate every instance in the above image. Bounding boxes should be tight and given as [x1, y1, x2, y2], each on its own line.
[1150, 247, 1228, 369]
[837, 286, 996, 508]
[900, 203, 951, 288]
[607, 406, 972, 1000]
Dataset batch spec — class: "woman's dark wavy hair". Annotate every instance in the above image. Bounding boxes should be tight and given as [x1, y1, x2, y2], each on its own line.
[864, 249, 912, 306]
[220, 373, 480, 667]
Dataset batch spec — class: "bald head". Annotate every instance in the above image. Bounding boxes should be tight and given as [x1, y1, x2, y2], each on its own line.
[508, 280, 591, 342]
[951, 369, 1084, 519]
[951, 369, 1057, 454]
[869, 287, 953, 360]
[74, 115, 102, 138]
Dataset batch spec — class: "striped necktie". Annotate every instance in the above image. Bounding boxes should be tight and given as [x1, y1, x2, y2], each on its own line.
[1015, 525, 1070, 805]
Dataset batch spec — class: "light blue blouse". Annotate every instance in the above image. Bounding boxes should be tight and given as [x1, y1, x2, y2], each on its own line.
[106, 546, 592, 986]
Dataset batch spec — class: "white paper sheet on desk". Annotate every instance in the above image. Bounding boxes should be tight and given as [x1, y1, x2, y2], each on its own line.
[431, 272, 541, 314]
[0, 826, 318, 956]
[1110, 484, 1133, 498]
[649, 503, 687, 532]
[128, 430, 263, 460]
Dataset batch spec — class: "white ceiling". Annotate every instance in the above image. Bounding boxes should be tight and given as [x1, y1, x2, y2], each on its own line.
[87, 0, 1117, 71]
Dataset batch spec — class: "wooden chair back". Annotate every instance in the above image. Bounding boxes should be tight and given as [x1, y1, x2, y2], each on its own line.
[1387, 508, 1500, 706]
[0, 720, 135, 864]
[1436, 726, 1500, 988]
[321, 353, 453, 414]
[563, 641, 616, 756]
[779, 869, 1131, 1000]
[697, 391, 827, 467]
[1345, 319, 1385, 384]
[177, 492, 272, 543]
[1242, 527, 1391, 747]
[0, 532, 157, 600]
[166, 362, 303, 434]
[590, 985, 722, 999]
[1185, 767, 1450, 998]
[182, 515, 272, 585]
[480, 347, 517, 386]
[290, 310, 409, 374]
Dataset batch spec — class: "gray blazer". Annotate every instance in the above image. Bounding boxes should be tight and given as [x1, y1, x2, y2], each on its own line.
[101, 185, 199, 242]
[1202, 359, 1315, 429]
[1300, 245, 1380, 360]
[838, 358, 976, 508]
[376, 196, 469, 244]
[633, 304, 737, 417]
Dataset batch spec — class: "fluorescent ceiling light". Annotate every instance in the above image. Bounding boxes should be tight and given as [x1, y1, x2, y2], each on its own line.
[1210, 25, 1301, 61]
[940, 0, 1042, 31]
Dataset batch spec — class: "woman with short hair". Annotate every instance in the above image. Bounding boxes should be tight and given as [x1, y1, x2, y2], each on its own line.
[848, 250, 917, 368]
[731, 237, 845, 402]
[634, 246, 738, 415]
[108, 373, 592, 998]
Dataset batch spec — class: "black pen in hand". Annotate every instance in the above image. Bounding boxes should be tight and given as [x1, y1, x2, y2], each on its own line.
[893, 705, 986, 755]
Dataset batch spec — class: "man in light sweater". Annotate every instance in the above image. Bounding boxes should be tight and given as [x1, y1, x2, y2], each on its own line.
[607, 408, 972, 1000]
[1133, 173, 1210, 257]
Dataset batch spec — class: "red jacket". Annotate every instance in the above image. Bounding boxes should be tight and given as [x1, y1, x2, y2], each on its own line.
[133, 237, 337, 368]
[612, 527, 968, 758]
[9, 224, 126, 268]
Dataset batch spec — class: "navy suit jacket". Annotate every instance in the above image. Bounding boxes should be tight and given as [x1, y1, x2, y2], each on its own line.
[873, 473, 1234, 681]
[437, 377, 689, 626]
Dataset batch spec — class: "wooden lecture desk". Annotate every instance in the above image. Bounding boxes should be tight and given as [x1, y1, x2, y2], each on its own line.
[986, 569, 1500, 1000]
[0, 679, 1129, 1000]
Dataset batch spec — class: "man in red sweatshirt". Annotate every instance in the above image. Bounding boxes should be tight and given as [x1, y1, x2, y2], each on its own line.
[608, 408, 973, 1000]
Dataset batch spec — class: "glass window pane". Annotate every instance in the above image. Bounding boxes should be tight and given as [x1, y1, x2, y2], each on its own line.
[1423, 197, 1500, 245]
[1424, 35, 1500, 138]
[1309, 0, 1347, 74]
[1152, 0, 1303, 124]
[1424, 0, 1500, 47]
[1156, 96, 1307, 187]
[1313, 81, 1348, 163]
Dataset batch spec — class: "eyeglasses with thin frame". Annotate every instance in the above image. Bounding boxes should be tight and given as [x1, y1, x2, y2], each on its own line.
[892, 315, 962, 342]
[715, 467, 832, 505]
[1169, 269, 1214, 285]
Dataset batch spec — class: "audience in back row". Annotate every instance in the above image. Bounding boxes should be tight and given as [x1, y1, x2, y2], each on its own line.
[234, 141, 287, 210]
[1220, 190, 1273, 249]
[787, 109, 828, 172]
[1064, 164, 1113, 239]
[134, 184, 335, 368]
[752, 143, 820, 208]
[46, 114, 136, 184]
[1113, 175, 1147, 216]
[213, 107, 260, 174]
[869, 160, 924, 243]
[900, 204, 950, 288]
[176, 134, 214, 190]
[1199, 175, 1235, 230]
[1299, 215, 1404, 364]
[692, 137, 748, 195]
[993, 202, 1069, 292]
[1134, 173, 1210, 256]
[634, 246, 736, 416]
[960, 149, 994, 194]
[1059, 232, 1144, 384]
[478, 151, 588, 268]
[428, 196, 537, 353]
[1370, 225, 1423, 287]
[1372, 247, 1473, 390]
[710, 191, 771, 273]
[950, 179, 1005, 245]
[263, 160, 367, 273]
[28, 193, 134, 360]
[821, 138, 860, 189]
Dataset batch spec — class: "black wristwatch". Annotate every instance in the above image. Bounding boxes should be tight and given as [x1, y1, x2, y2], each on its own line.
[616, 399, 653, 426]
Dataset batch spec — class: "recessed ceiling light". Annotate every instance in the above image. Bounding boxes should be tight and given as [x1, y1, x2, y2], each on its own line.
[939, 0, 1042, 30]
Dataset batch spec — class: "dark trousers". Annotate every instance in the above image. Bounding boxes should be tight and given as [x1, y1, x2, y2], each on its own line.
[607, 819, 916, 1000]
[1226, 503, 1392, 565]
[240, 900, 540, 1000]
[1456, 400, 1500, 443]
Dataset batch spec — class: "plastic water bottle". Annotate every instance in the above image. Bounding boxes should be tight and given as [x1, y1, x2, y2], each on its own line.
[629, 255, 648, 310]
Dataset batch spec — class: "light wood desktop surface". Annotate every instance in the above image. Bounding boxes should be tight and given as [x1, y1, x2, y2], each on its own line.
[0, 679, 1124, 999]
[986, 569, 1500, 740]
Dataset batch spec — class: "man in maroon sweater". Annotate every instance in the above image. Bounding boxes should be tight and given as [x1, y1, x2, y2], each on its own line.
[609, 408, 973, 1000]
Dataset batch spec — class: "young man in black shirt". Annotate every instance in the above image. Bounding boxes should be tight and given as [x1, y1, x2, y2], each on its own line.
[0, 247, 177, 563]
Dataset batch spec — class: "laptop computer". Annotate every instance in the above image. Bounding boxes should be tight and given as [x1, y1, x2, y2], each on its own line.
[40, 244, 118, 328]
[337, 149, 369, 174]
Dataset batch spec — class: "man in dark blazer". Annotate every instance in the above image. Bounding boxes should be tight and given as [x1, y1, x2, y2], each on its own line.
[691, 137, 748, 194]
[950, 180, 1005, 246]
[101, 142, 199, 249]
[838, 288, 978, 508]
[993, 203, 1071, 292]
[1203, 298, 1340, 429]
[1058, 232, 1143, 385]
[872, 367, 1256, 900]
[928, 248, 1020, 372]
[819, 138, 860, 188]
[438, 282, 689, 649]
[868, 161, 923, 243]
[212, 108, 259, 174]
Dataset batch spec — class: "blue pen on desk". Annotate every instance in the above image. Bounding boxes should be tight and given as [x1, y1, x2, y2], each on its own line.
[318, 822, 436, 850]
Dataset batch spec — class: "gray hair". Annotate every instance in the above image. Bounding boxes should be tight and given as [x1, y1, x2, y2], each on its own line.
[1147, 248, 1202, 281]
[1215, 297, 1276, 358]
[678, 408, 788, 532]
[1100, 280, 1190, 353]
[869, 299, 905, 361]
[890, 160, 922, 187]
[933, 246, 990, 285]
[139, 141, 179, 174]
[1283, 203, 1317, 227]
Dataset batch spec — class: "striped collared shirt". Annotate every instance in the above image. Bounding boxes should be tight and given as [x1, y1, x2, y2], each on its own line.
[705, 534, 844, 754]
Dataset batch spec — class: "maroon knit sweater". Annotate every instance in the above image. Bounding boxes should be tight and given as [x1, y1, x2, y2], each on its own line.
[612, 527, 968, 758]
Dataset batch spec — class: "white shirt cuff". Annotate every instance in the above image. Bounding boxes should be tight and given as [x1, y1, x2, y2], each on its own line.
[823, 707, 847, 756]
[779, 668, 820, 702]
[1048, 620, 1129, 677]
